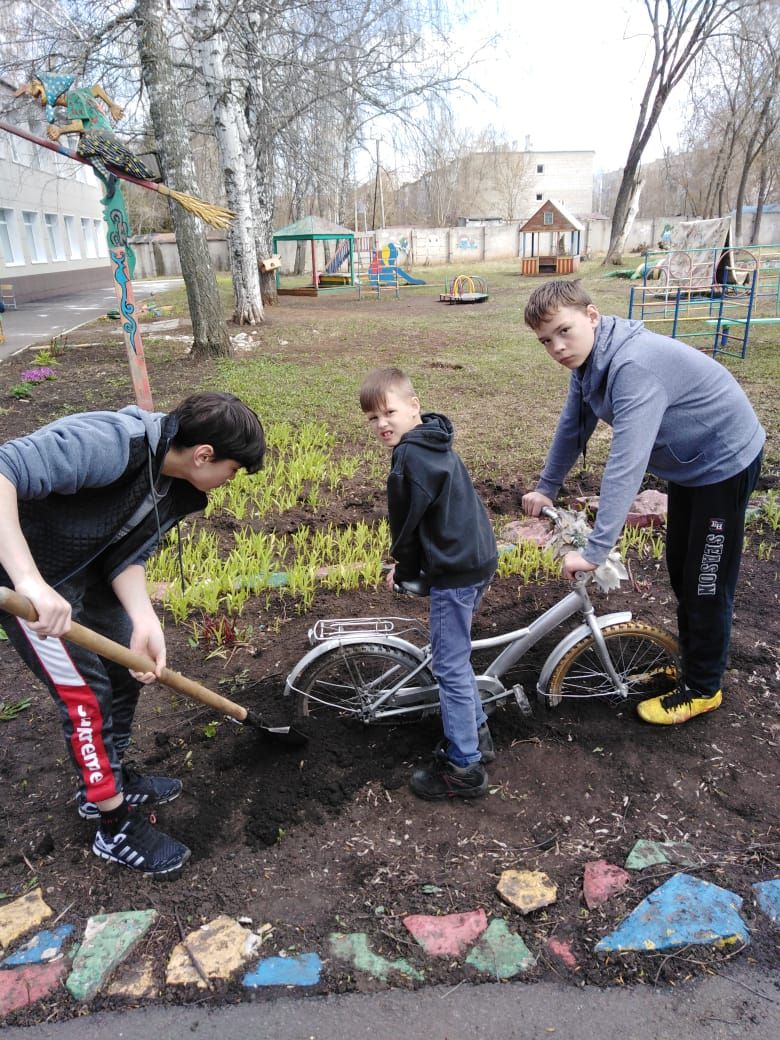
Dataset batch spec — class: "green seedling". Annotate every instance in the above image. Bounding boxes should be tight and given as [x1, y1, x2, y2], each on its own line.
[0, 697, 32, 722]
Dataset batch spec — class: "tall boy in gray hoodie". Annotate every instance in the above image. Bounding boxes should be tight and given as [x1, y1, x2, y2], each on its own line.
[521, 280, 764, 725]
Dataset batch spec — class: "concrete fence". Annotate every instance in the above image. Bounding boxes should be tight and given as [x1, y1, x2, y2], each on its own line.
[128, 213, 780, 279]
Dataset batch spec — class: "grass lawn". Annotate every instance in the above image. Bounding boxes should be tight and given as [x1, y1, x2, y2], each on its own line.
[157, 257, 779, 491]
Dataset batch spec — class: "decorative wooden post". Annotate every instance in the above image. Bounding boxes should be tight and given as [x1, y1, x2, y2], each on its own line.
[5, 72, 232, 410]
[110, 246, 154, 410]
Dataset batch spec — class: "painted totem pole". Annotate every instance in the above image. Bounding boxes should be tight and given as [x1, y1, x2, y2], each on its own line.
[5, 73, 233, 409]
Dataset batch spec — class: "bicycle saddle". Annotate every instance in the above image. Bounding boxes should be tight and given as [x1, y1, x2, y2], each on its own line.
[393, 577, 430, 597]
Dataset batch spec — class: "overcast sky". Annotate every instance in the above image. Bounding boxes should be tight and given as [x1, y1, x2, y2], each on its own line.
[448, 0, 686, 171]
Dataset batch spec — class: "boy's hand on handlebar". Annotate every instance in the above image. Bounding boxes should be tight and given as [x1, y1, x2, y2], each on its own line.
[522, 491, 554, 517]
[561, 551, 597, 581]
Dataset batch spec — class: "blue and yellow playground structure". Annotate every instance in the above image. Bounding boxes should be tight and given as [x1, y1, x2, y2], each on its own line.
[627, 242, 780, 359]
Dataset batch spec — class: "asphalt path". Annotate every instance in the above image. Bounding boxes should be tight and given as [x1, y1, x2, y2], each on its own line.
[2, 966, 779, 1040]
[0, 278, 184, 362]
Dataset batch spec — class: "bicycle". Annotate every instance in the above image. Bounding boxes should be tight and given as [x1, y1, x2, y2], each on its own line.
[284, 508, 680, 722]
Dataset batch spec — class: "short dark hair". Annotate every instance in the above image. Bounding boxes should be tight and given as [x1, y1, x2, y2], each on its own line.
[170, 392, 265, 473]
[524, 279, 593, 329]
[359, 368, 417, 413]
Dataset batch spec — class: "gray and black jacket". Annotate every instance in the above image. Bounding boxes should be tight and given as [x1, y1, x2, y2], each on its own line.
[0, 406, 206, 588]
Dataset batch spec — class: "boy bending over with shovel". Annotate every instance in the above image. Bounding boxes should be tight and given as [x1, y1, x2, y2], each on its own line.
[0, 392, 265, 877]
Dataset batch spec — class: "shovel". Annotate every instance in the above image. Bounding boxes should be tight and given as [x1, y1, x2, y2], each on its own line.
[0, 587, 307, 748]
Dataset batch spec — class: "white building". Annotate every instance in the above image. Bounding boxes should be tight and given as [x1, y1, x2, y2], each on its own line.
[0, 80, 111, 304]
[397, 149, 595, 226]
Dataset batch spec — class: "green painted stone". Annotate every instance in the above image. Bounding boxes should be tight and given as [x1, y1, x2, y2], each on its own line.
[625, 839, 671, 869]
[66, 910, 157, 1001]
[329, 932, 423, 982]
[625, 839, 698, 870]
[465, 919, 535, 979]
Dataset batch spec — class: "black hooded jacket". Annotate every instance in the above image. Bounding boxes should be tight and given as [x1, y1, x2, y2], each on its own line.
[387, 412, 497, 589]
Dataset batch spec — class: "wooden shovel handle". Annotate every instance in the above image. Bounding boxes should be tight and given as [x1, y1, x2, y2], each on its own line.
[0, 586, 248, 723]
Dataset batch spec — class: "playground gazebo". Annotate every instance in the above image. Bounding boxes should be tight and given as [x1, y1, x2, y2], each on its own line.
[272, 217, 355, 296]
[520, 199, 583, 276]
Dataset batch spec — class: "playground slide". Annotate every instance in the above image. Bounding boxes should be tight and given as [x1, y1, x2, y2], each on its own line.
[396, 267, 426, 285]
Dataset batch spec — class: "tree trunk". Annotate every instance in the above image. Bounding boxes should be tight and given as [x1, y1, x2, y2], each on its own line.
[137, 0, 231, 358]
[608, 177, 644, 265]
[751, 161, 770, 242]
[254, 152, 279, 307]
[194, 0, 263, 325]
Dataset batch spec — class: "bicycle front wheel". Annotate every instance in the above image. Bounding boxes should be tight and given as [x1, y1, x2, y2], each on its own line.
[544, 622, 680, 706]
[294, 643, 436, 721]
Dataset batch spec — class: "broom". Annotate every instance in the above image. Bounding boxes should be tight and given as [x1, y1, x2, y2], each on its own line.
[0, 120, 234, 230]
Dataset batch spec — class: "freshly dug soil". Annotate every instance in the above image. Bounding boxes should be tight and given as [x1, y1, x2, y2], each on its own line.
[0, 301, 778, 1026]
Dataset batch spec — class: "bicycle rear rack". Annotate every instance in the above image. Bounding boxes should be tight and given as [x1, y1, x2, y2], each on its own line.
[309, 617, 428, 644]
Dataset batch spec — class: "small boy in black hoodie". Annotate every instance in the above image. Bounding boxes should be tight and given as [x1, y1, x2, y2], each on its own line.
[360, 368, 497, 800]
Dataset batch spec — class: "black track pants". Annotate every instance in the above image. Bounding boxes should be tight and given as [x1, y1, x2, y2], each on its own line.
[1, 572, 141, 803]
[665, 451, 762, 696]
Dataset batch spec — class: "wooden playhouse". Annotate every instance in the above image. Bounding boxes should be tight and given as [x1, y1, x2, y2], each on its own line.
[520, 199, 583, 276]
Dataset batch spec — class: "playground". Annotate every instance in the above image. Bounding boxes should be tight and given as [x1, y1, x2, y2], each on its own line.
[0, 260, 778, 1025]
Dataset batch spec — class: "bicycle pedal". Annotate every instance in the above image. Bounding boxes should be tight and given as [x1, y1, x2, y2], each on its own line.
[511, 684, 532, 716]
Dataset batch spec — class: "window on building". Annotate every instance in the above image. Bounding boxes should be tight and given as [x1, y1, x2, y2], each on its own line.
[0, 208, 24, 265]
[44, 214, 66, 260]
[536, 164, 544, 174]
[536, 193, 543, 201]
[543, 211, 554, 225]
[64, 215, 82, 259]
[21, 211, 48, 262]
[93, 219, 107, 257]
[81, 217, 97, 258]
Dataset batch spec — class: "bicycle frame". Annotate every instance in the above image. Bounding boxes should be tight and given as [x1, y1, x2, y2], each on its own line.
[284, 577, 633, 721]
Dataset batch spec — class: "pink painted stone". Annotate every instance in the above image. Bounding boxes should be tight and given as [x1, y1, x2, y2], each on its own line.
[546, 938, 578, 971]
[403, 909, 488, 957]
[498, 518, 552, 548]
[583, 859, 630, 909]
[581, 491, 668, 529]
[626, 489, 668, 529]
[0, 960, 66, 1017]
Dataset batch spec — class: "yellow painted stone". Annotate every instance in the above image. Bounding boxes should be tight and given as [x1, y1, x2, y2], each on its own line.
[496, 870, 557, 914]
[106, 955, 158, 999]
[166, 915, 261, 988]
[0, 888, 53, 948]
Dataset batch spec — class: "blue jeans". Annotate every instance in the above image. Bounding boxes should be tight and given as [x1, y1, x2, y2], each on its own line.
[429, 577, 492, 767]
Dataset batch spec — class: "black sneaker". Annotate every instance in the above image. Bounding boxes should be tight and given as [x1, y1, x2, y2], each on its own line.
[478, 723, 496, 764]
[92, 812, 190, 878]
[79, 765, 182, 820]
[410, 757, 488, 800]
[433, 724, 496, 765]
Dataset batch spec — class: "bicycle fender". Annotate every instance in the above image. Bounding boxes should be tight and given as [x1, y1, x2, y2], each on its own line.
[536, 612, 632, 696]
[284, 634, 425, 697]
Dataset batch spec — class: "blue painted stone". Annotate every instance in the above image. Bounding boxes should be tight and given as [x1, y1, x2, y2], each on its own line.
[243, 952, 322, 987]
[753, 879, 780, 924]
[1, 925, 75, 967]
[595, 873, 749, 953]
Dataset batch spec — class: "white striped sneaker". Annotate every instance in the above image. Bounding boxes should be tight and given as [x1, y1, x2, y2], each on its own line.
[92, 813, 190, 878]
[79, 766, 182, 820]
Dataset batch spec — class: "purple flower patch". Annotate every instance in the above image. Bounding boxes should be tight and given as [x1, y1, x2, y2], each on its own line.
[21, 367, 56, 383]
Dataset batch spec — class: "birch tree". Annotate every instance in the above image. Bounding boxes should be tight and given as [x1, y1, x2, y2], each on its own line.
[191, 0, 263, 324]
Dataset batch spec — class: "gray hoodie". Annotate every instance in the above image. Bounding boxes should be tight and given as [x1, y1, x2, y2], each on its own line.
[536, 316, 765, 564]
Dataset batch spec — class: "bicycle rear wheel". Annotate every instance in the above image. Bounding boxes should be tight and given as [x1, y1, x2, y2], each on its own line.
[294, 643, 436, 721]
[544, 622, 680, 707]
